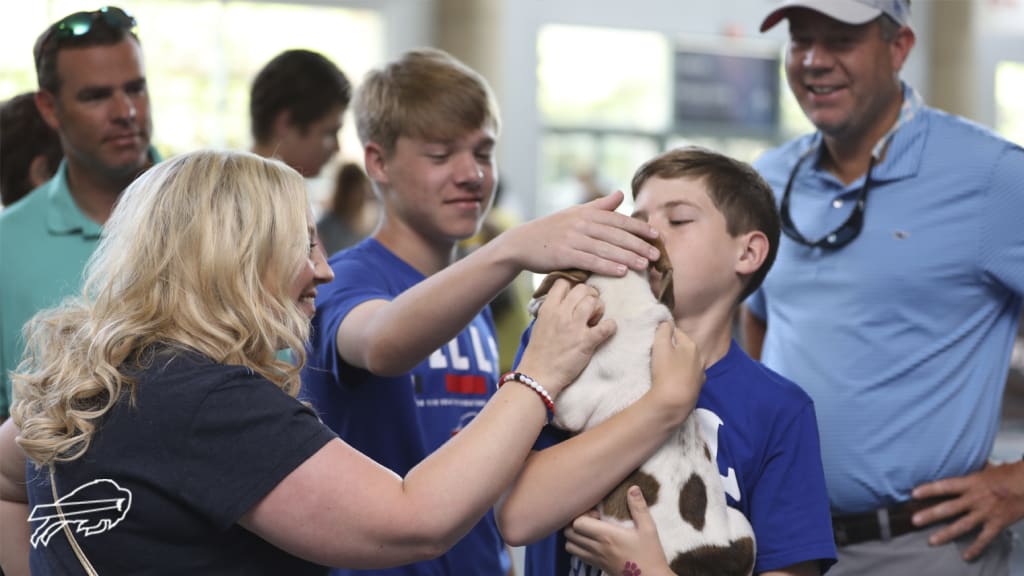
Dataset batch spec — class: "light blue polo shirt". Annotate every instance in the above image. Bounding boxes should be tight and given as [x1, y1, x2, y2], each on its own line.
[747, 85, 1024, 515]
[0, 152, 159, 417]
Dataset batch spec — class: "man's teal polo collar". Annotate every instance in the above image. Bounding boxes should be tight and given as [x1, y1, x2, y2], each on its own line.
[45, 147, 162, 239]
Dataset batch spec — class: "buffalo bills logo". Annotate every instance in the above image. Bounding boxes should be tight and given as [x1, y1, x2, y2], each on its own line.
[29, 479, 132, 548]
[451, 411, 479, 436]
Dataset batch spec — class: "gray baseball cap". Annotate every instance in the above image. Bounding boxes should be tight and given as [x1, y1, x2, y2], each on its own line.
[760, 0, 911, 32]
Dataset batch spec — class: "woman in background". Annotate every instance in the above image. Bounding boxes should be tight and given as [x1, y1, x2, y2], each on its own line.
[317, 161, 378, 256]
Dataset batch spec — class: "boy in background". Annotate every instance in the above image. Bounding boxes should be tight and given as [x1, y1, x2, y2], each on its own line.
[250, 49, 351, 179]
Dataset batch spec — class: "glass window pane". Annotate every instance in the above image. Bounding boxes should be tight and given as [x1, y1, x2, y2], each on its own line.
[599, 135, 660, 214]
[996, 61, 1024, 146]
[538, 132, 659, 217]
[0, 0, 383, 207]
[539, 132, 600, 215]
[776, 48, 815, 139]
[0, 1, 381, 152]
[0, 3, 49, 97]
[666, 135, 772, 165]
[538, 25, 670, 131]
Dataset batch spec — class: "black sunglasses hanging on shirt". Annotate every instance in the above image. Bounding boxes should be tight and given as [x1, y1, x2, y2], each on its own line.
[780, 151, 876, 250]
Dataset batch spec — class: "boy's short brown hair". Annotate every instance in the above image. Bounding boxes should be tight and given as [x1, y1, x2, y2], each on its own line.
[0, 92, 63, 206]
[353, 48, 500, 155]
[631, 146, 780, 302]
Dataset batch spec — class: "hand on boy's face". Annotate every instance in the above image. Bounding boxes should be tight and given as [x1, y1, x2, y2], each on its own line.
[629, 212, 666, 299]
[500, 190, 660, 277]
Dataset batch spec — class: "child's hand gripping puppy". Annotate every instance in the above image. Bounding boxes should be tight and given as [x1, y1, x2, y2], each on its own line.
[528, 237, 756, 576]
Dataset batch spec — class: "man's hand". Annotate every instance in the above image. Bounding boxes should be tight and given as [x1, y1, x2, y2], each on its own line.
[647, 322, 704, 419]
[563, 485, 674, 576]
[912, 460, 1024, 560]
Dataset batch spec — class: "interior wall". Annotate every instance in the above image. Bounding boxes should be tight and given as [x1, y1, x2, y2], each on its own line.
[977, 0, 1024, 129]
[340, 0, 1018, 219]
[435, 0, 503, 103]
[928, 0, 976, 118]
[491, 0, 936, 219]
[319, 0, 437, 58]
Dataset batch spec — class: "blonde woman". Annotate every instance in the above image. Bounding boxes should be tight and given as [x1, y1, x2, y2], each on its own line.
[0, 150, 653, 575]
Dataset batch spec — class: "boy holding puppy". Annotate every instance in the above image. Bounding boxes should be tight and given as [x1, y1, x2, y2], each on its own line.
[497, 147, 836, 576]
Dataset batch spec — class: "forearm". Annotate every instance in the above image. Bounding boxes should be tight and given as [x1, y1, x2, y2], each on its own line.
[400, 379, 552, 548]
[498, 393, 687, 545]
[335, 385, 553, 566]
[350, 238, 522, 375]
[247, 286, 616, 567]
[0, 420, 29, 575]
[0, 500, 30, 575]
[242, 378, 555, 568]
[350, 194, 663, 375]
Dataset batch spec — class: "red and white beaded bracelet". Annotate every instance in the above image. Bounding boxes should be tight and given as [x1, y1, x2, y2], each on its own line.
[499, 371, 556, 415]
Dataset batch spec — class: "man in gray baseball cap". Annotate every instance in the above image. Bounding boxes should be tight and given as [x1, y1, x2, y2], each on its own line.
[744, 0, 1024, 575]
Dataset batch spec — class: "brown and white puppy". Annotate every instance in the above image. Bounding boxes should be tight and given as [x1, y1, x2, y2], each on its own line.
[529, 237, 755, 576]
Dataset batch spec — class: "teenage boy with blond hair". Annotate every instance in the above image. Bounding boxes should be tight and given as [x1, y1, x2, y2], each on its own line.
[301, 48, 701, 576]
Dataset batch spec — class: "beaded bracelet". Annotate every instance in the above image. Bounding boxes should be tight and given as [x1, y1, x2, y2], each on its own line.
[499, 371, 556, 415]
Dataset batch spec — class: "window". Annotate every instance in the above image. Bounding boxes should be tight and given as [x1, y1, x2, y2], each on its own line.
[538, 25, 671, 131]
[0, 0, 383, 203]
[996, 61, 1024, 146]
[536, 25, 670, 215]
[535, 24, 798, 217]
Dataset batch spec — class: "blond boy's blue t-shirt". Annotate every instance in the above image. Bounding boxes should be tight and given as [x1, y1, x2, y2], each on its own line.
[301, 237, 510, 576]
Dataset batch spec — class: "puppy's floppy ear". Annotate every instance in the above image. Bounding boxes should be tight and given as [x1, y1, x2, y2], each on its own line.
[531, 269, 591, 300]
[649, 236, 675, 312]
[527, 269, 591, 318]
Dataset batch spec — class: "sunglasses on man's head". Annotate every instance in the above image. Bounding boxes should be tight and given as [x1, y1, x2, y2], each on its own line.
[53, 6, 136, 38]
[36, 6, 137, 65]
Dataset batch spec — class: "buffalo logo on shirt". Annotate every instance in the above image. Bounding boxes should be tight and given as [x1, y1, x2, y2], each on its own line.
[29, 478, 132, 548]
[451, 410, 480, 436]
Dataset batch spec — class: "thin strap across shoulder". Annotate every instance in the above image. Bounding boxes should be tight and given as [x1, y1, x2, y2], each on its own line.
[49, 468, 100, 576]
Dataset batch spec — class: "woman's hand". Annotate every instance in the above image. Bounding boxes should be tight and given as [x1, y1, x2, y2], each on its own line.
[516, 279, 615, 399]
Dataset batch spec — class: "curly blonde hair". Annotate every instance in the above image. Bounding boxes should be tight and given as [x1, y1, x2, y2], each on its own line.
[12, 150, 312, 466]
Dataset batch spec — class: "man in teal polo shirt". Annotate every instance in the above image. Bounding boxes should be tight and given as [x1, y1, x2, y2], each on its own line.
[0, 6, 159, 419]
